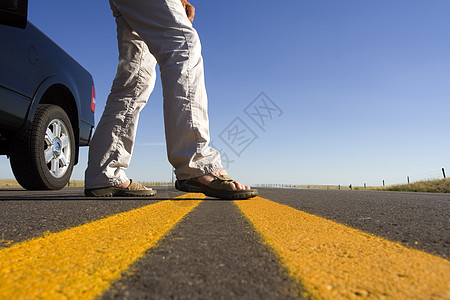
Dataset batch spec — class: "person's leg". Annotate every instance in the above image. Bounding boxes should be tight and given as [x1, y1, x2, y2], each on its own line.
[84, 5, 157, 189]
[106, 0, 254, 196]
[108, 0, 223, 181]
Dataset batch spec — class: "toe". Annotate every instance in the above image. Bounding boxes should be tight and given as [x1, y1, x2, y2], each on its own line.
[232, 181, 247, 191]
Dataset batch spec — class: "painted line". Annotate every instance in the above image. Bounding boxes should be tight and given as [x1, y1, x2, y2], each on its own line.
[0, 193, 204, 299]
[235, 197, 450, 299]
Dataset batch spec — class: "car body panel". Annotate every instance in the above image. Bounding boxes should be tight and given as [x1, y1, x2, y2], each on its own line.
[0, 86, 30, 130]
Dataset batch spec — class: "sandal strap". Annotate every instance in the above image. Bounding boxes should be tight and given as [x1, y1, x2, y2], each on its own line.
[216, 174, 233, 181]
[209, 174, 236, 191]
[127, 179, 147, 191]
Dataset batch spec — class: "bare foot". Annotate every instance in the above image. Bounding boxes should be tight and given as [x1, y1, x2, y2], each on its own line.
[116, 180, 152, 190]
[197, 168, 251, 190]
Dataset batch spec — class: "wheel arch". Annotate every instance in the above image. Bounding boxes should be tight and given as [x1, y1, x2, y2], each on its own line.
[27, 76, 81, 165]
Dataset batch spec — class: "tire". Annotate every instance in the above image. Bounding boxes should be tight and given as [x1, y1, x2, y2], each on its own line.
[10, 104, 76, 190]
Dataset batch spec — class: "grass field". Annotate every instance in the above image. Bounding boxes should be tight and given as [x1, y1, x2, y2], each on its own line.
[0, 179, 24, 188]
[295, 179, 450, 193]
[0, 179, 173, 189]
[297, 179, 450, 193]
[366, 178, 450, 193]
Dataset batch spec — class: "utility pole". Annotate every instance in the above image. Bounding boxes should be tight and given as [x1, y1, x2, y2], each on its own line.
[442, 168, 446, 179]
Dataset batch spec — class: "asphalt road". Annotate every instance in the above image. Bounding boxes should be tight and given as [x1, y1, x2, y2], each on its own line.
[0, 187, 449, 299]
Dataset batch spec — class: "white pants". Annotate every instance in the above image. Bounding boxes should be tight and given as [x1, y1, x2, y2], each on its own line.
[85, 0, 222, 189]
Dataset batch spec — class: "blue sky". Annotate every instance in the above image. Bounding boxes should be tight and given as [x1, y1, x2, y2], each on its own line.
[1, 0, 449, 186]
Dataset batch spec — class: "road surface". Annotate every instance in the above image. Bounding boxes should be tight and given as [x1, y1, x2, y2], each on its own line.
[0, 187, 449, 299]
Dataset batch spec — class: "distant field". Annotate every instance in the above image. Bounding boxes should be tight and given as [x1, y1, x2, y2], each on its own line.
[0, 179, 85, 188]
[0, 179, 24, 188]
[294, 179, 450, 193]
[270, 179, 450, 193]
[366, 178, 450, 193]
[0, 179, 173, 189]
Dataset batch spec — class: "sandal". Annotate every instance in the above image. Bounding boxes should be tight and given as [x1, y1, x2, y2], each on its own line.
[175, 174, 258, 199]
[84, 179, 157, 197]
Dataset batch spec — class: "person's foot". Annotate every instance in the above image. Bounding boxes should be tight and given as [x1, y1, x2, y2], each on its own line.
[84, 179, 156, 197]
[175, 169, 257, 199]
[197, 168, 251, 190]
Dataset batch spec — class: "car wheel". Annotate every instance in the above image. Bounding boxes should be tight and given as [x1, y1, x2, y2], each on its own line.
[10, 104, 76, 190]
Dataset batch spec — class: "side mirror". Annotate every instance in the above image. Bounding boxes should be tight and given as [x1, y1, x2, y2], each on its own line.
[0, 0, 28, 29]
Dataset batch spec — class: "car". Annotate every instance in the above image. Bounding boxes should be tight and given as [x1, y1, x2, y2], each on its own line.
[0, 0, 95, 190]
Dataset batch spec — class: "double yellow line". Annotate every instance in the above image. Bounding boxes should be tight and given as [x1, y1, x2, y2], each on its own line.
[1, 195, 449, 299]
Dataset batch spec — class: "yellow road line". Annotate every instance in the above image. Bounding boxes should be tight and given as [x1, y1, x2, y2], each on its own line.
[0, 193, 204, 299]
[235, 197, 450, 299]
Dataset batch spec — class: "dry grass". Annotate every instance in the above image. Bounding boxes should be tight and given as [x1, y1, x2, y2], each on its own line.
[0, 179, 22, 188]
[294, 179, 450, 193]
[0, 179, 86, 188]
[0, 179, 173, 189]
[367, 178, 450, 193]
